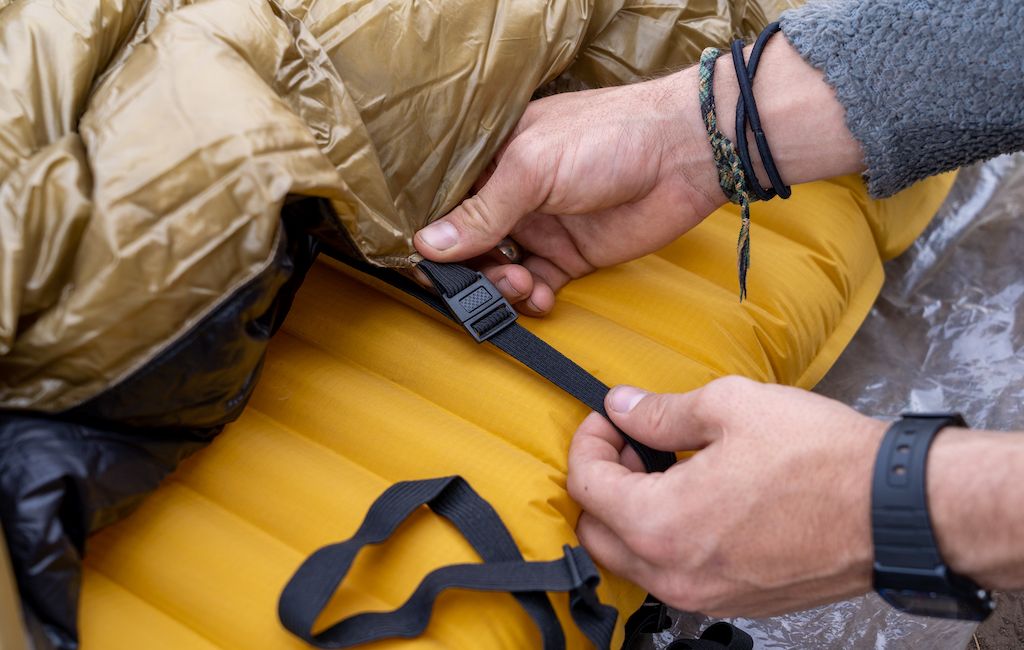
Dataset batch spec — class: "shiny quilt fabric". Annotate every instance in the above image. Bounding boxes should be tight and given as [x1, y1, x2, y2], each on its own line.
[79, 173, 954, 649]
[0, 0, 768, 413]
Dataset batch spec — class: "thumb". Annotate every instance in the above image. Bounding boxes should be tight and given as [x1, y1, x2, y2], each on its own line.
[605, 385, 721, 452]
[414, 144, 544, 262]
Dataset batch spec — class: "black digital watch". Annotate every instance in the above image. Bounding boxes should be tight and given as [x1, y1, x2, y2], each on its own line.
[871, 413, 996, 621]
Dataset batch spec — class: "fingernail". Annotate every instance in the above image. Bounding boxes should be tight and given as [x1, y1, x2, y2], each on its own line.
[608, 386, 648, 413]
[418, 222, 459, 251]
[497, 277, 520, 297]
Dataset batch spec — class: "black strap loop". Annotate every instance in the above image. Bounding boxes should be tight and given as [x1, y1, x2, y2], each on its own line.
[733, 21, 792, 201]
[278, 476, 617, 649]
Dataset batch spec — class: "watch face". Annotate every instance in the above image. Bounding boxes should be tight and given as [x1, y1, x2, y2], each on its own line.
[879, 589, 992, 621]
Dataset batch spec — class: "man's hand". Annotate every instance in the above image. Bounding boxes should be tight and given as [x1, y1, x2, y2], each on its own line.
[413, 71, 723, 315]
[414, 36, 864, 315]
[567, 377, 887, 617]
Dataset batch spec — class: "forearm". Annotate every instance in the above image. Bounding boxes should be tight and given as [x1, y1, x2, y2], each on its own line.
[929, 428, 1024, 589]
[706, 35, 866, 189]
[653, 36, 864, 209]
[657, 0, 1024, 204]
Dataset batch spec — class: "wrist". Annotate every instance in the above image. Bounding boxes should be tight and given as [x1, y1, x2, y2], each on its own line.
[870, 416, 996, 620]
[744, 34, 865, 186]
[650, 67, 727, 219]
[846, 415, 890, 580]
[928, 428, 1024, 588]
[658, 35, 865, 198]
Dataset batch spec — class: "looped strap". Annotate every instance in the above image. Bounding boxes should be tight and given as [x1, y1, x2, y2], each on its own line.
[278, 476, 617, 649]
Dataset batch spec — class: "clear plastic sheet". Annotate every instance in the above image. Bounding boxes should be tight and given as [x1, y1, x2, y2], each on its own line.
[663, 153, 1024, 649]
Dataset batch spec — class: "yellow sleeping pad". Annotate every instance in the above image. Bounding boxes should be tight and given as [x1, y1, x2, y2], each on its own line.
[79, 173, 954, 649]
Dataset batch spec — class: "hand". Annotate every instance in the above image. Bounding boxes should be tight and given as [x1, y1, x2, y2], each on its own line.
[414, 36, 864, 316]
[414, 69, 723, 316]
[566, 377, 887, 617]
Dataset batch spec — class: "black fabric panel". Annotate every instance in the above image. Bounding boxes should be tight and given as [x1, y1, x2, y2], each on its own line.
[68, 213, 321, 430]
[1, 210, 325, 650]
[0, 416, 207, 650]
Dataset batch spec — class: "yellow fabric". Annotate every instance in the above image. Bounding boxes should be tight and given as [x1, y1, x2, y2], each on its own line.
[0, 521, 28, 650]
[81, 173, 954, 649]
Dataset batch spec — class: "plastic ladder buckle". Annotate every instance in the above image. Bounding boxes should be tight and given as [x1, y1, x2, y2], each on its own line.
[441, 273, 518, 343]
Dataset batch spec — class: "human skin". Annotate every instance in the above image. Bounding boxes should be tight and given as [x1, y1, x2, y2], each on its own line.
[569, 381, 1024, 617]
[414, 36, 861, 314]
[413, 34, 1024, 615]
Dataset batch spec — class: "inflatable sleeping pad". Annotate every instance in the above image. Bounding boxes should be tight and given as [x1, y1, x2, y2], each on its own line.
[78, 172, 955, 649]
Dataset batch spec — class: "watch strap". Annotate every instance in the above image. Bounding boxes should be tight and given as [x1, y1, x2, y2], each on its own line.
[871, 413, 964, 574]
[870, 413, 994, 620]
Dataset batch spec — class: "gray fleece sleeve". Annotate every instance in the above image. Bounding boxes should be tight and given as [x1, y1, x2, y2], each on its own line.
[779, 0, 1024, 198]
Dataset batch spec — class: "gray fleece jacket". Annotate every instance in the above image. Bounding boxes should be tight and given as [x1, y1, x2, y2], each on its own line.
[780, 0, 1024, 198]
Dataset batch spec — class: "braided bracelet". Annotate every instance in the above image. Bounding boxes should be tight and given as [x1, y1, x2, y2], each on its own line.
[698, 22, 788, 300]
[698, 47, 754, 301]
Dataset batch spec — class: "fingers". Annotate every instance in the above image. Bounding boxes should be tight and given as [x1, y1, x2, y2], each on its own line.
[522, 255, 573, 294]
[576, 513, 658, 584]
[618, 442, 646, 473]
[519, 279, 554, 316]
[480, 263, 556, 316]
[567, 412, 653, 538]
[605, 385, 724, 452]
[480, 264, 532, 302]
[415, 140, 546, 262]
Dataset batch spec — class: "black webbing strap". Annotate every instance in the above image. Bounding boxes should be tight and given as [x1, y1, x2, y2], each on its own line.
[415, 259, 677, 474]
[278, 476, 617, 649]
[622, 598, 752, 649]
[324, 251, 673, 473]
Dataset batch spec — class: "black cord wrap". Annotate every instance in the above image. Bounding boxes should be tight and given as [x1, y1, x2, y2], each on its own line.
[732, 21, 791, 201]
